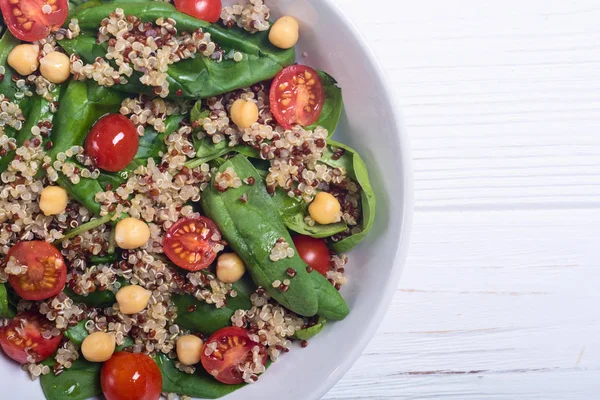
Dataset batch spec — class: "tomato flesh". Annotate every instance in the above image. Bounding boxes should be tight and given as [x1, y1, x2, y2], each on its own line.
[7, 241, 67, 301]
[293, 235, 330, 276]
[0, 312, 62, 364]
[84, 114, 139, 172]
[201, 327, 267, 385]
[101, 352, 162, 400]
[0, 0, 68, 42]
[174, 0, 222, 23]
[163, 217, 222, 271]
[270, 65, 325, 129]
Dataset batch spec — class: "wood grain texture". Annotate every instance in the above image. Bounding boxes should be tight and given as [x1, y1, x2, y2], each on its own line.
[325, 0, 600, 398]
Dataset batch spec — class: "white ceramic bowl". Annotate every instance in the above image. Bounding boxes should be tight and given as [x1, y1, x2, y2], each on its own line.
[1, 0, 413, 399]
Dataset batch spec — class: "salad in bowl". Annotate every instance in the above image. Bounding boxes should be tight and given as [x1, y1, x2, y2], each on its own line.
[0, 0, 376, 399]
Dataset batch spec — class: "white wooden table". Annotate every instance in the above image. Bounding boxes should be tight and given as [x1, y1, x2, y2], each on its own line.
[325, 1, 600, 398]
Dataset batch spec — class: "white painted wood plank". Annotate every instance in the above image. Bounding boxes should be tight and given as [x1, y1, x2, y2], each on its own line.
[326, 210, 600, 399]
[331, 0, 600, 210]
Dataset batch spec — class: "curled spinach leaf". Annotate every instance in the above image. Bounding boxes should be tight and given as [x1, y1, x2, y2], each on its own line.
[61, 2, 295, 100]
[293, 317, 327, 340]
[307, 71, 343, 136]
[322, 141, 376, 253]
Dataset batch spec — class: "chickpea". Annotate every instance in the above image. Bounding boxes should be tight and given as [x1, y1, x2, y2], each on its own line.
[116, 285, 152, 314]
[7, 44, 40, 76]
[268, 16, 299, 49]
[230, 99, 259, 129]
[114, 217, 151, 250]
[308, 192, 342, 225]
[39, 51, 71, 84]
[81, 331, 116, 362]
[176, 335, 204, 366]
[39, 186, 69, 216]
[216, 253, 246, 283]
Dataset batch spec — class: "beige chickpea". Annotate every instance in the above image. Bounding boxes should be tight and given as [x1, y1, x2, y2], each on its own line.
[81, 331, 116, 362]
[216, 253, 246, 283]
[176, 335, 204, 366]
[308, 192, 342, 225]
[269, 16, 299, 49]
[40, 51, 71, 84]
[230, 99, 259, 129]
[7, 44, 40, 76]
[114, 217, 150, 250]
[116, 285, 152, 314]
[39, 186, 69, 216]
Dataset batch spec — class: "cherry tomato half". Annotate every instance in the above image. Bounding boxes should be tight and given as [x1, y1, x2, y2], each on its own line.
[270, 65, 325, 129]
[7, 241, 67, 301]
[163, 217, 222, 271]
[174, 0, 222, 23]
[0, 0, 68, 42]
[101, 352, 162, 400]
[0, 312, 62, 364]
[201, 327, 267, 385]
[293, 235, 330, 276]
[84, 114, 139, 172]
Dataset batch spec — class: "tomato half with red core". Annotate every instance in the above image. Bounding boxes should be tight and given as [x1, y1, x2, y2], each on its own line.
[174, 0, 222, 23]
[0, 0, 68, 42]
[7, 241, 67, 301]
[201, 327, 267, 385]
[292, 235, 331, 276]
[270, 65, 325, 129]
[101, 352, 163, 400]
[163, 217, 223, 271]
[84, 114, 139, 172]
[0, 312, 62, 364]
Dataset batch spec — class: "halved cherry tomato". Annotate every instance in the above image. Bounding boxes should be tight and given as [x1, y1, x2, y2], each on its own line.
[0, 0, 68, 42]
[0, 312, 62, 364]
[270, 65, 325, 129]
[201, 327, 267, 385]
[84, 114, 139, 172]
[293, 235, 330, 276]
[174, 0, 222, 23]
[101, 352, 162, 400]
[163, 217, 222, 271]
[7, 241, 66, 301]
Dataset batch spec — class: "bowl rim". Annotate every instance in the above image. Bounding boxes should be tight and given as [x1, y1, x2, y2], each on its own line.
[309, 1, 414, 398]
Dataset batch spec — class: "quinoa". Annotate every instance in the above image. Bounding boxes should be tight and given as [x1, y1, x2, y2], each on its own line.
[269, 237, 295, 262]
[221, 0, 271, 33]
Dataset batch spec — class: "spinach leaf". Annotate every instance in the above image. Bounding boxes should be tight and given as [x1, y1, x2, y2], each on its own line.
[61, 2, 295, 100]
[271, 188, 347, 238]
[322, 141, 376, 253]
[156, 353, 244, 398]
[64, 287, 117, 307]
[172, 275, 254, 334]
[201, 155, 348, 320]
[307, 71, 343, 136]
[0, 283, 15, 318]
[294, 317, 327, 340]
[40, 358, 102, 400]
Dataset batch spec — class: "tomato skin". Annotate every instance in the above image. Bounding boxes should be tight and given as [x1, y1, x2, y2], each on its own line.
[0, 312, 62, 364]
[201, 327, 267, 385]
[0, 0, 68, 42]
[270, 65, 325, 129]
[101, 352, 162, 400]
[163, 217, 222, 271]
[84, 114, 139, 172]
[292, 235, 330, 276]
[7, 241, 67, 301]
[174, 0, 222, 23]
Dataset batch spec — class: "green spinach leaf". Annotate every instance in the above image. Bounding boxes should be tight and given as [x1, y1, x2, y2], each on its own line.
[61, 2, 295, 100]
[0, 283, 15, 318]
[322, 141, 376, 253]
[293, 317, 327, 340]
[307, 71, 343, 136]
[156, 353, 244, 398]
[40, 358, 102, 400]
